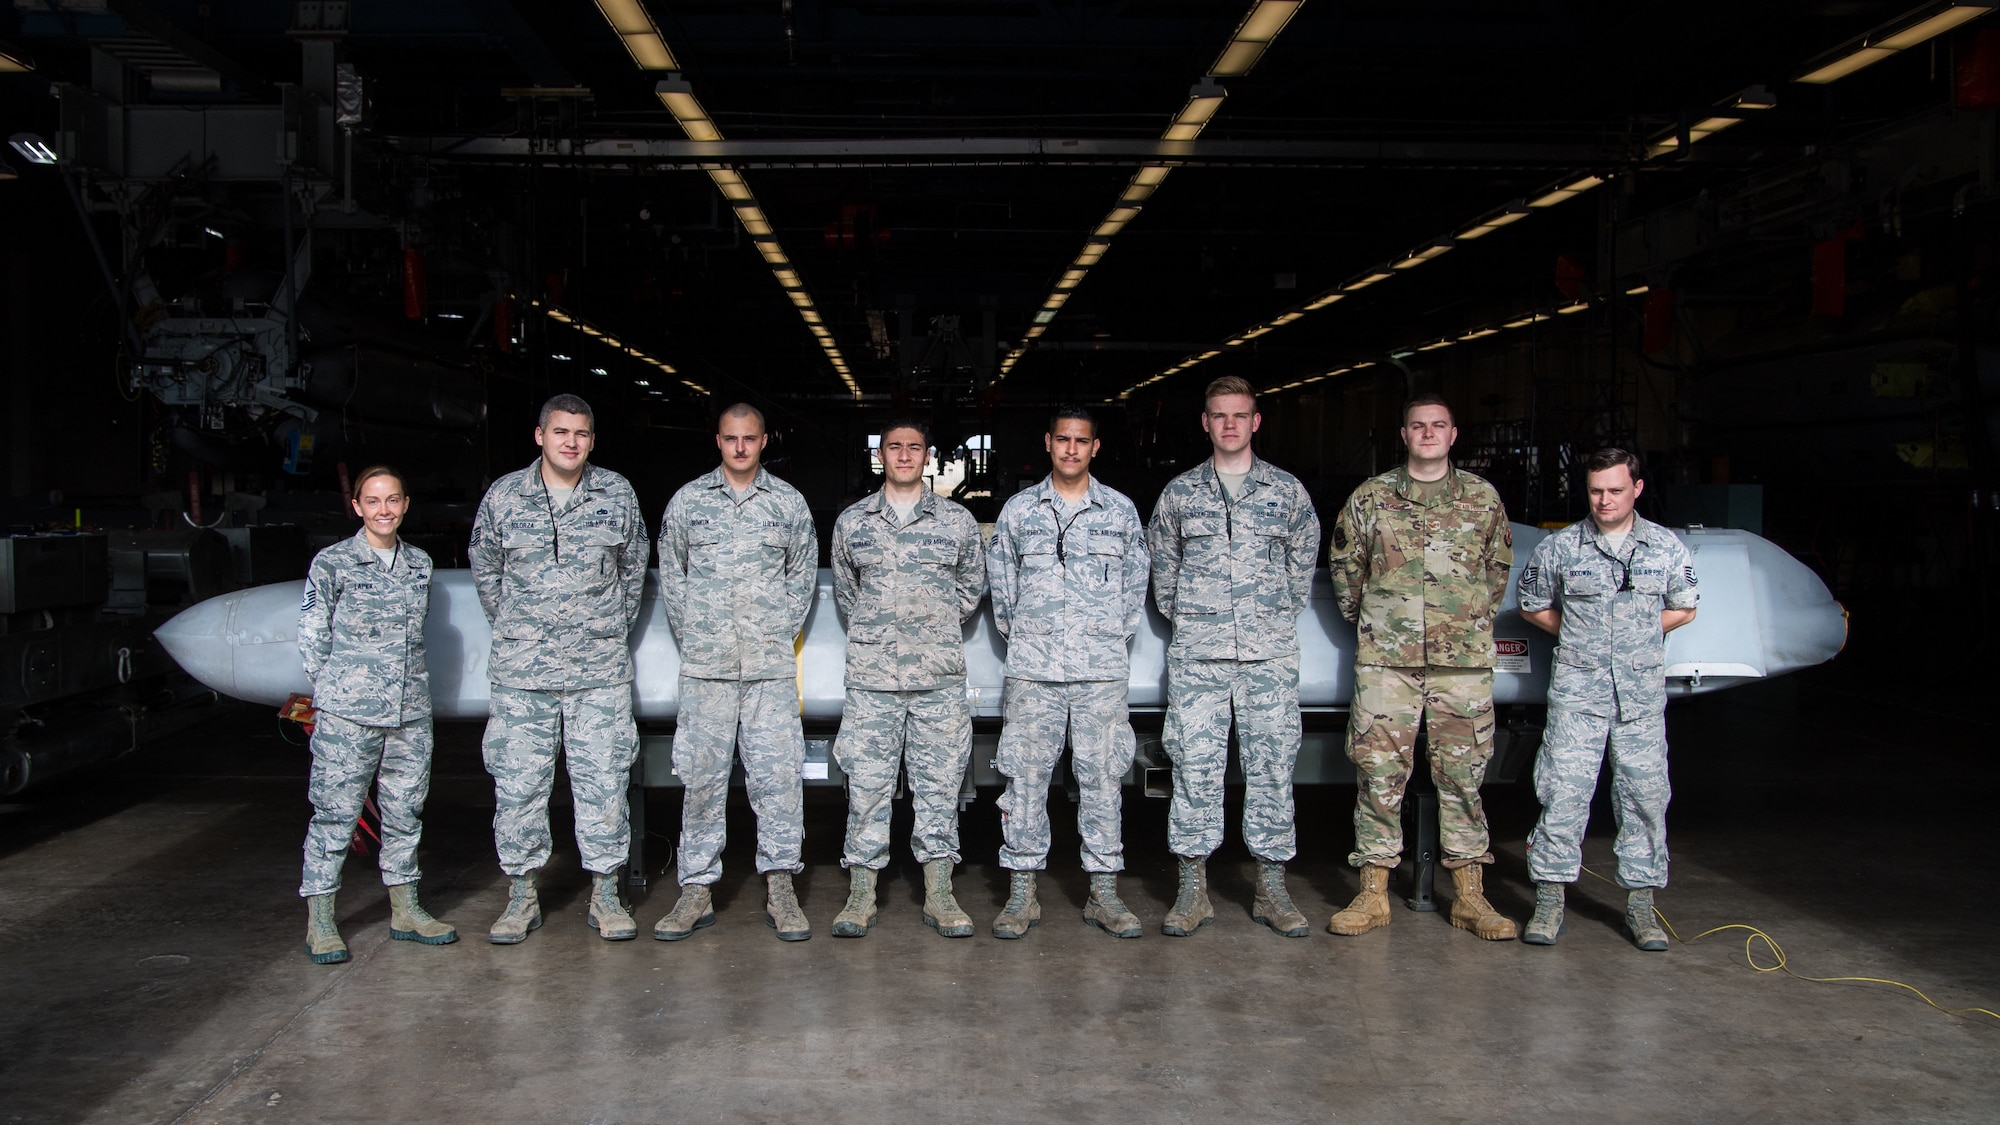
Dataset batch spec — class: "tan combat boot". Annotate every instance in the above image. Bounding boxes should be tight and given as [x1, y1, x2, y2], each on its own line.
[1523, 882, 1565, 946]
[921, 858, 975, 938]
[1625, 888, 1669, 952]
[653, 883, 714, 941]
[587, 871, 638, 941]
[992, 870, 1040, 939]
[1251, 861, 1310, 938]
[305, 892, 349, 964]
[1448, 864, 1518, 941]
[766, 872, 811, 941]
[831, 867, 878, 938]
[1083, 872, 1141, 939]
[387, 882, 457, 945]
[1328, 865, 1392, 936]
[488, 873, 542, 945]
[1161, 856, 1213, 936]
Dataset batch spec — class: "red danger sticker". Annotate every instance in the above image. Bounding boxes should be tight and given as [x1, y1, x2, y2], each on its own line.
[1496, 638, 1528, 657]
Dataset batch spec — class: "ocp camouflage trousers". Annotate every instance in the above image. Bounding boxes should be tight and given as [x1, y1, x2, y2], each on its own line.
[995, 678, 1137, 873]
[833, 684, 971, 870]
[483, 682, 639, 876]
[1346, 665, 1497, 869]
[1162, 654, 1300, 862]
[674, 674, 806, 885]
[1527, 704, 1670, 889]
[300, 711, 432, 896]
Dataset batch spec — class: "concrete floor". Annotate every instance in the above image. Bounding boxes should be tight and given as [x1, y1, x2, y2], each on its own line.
[3, 642, 1997, 1124]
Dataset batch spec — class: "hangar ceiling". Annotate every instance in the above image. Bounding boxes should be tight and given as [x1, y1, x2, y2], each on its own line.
[2, 0, 1989, 420]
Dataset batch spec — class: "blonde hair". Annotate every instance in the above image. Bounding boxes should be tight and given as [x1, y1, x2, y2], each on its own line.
[1204, 375, 1256, 407]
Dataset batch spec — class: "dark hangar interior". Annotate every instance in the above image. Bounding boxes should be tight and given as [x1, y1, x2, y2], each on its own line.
[1, 2, 1995, 1121]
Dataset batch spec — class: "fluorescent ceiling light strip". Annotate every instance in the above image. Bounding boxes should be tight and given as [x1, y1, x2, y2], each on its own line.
[1234, 1, 1302, 44]
[709, 169, 755, 202]
[1209, 0, 1303, 77]
[1798, 47, 1897, 84]
[1026, 33, 1260, 383]
[654, 78, 849, 393]
[593, 0, 678, 69]
[1878, 4, 1993, 50]
[9, 136, 57, 164]
[1172, 94, 1225, 132]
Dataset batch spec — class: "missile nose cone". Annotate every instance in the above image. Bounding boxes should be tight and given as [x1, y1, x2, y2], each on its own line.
[154, 581, 312, 706]
[155, 591, 245, 695]
[1746, 534, 1849, 677]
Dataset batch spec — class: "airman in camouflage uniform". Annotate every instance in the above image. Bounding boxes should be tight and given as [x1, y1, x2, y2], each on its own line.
[469, 395, 650, 945]
[296, 465, 455, 962]
[653, 403, 818, 943]
[1147, 377, 1321, 939]
[1327, 392, 1517, 941]
[1517, 449, 1698, 951]
[986, 407, 1151, 939]
[826, 420, 987, 940]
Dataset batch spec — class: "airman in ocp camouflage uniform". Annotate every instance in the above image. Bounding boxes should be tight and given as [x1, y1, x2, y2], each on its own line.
[1147, 377, 1321, 939]
[653, 403, 818, 943]
[296, 466, 456, 964]
[1517, 448, 1698, 952]
[469, 395, 650, 945]
[825, 419, 987, 940]
[986, 406, 1150, 940]
[1327, 392, 1517, 941]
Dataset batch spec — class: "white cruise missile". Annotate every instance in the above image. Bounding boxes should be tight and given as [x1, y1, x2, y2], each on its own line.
[154, 524, 1846, 721]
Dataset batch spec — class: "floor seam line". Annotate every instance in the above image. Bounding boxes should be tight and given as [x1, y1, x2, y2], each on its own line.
[162, 930, 389, 1125]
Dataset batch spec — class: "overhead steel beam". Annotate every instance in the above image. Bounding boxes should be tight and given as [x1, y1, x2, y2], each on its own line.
[389, 134, 1627, 169]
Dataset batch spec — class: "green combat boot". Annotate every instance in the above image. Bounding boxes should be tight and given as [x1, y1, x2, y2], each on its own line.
[387, 882, 457, 945]
[305, 893, 349, 964]
[992, 870, 1040, 939]
[488, 873, 542, 945]
[921, 859, 975, 938]
[1448, 864, 1519, 941]
[831, 867, 878, 938]
[1328, 865, 1392, 936]
[765, 872, 811, 941]
[1625, 888, 1669, 952]
[1083, 873, 1141, 939]
[587, 871, 638, 941]
[1161, 856, 1213, 937]
[1251, 861, 1310, 938]
[1523, 882, 1565, 946]
[652, 883, 714, 941]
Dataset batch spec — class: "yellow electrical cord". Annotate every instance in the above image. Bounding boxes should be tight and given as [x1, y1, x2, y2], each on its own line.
[1578, 866, 2000, 1025]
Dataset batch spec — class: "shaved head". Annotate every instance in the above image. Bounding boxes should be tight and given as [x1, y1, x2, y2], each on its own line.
[720, 402, 767, 434]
